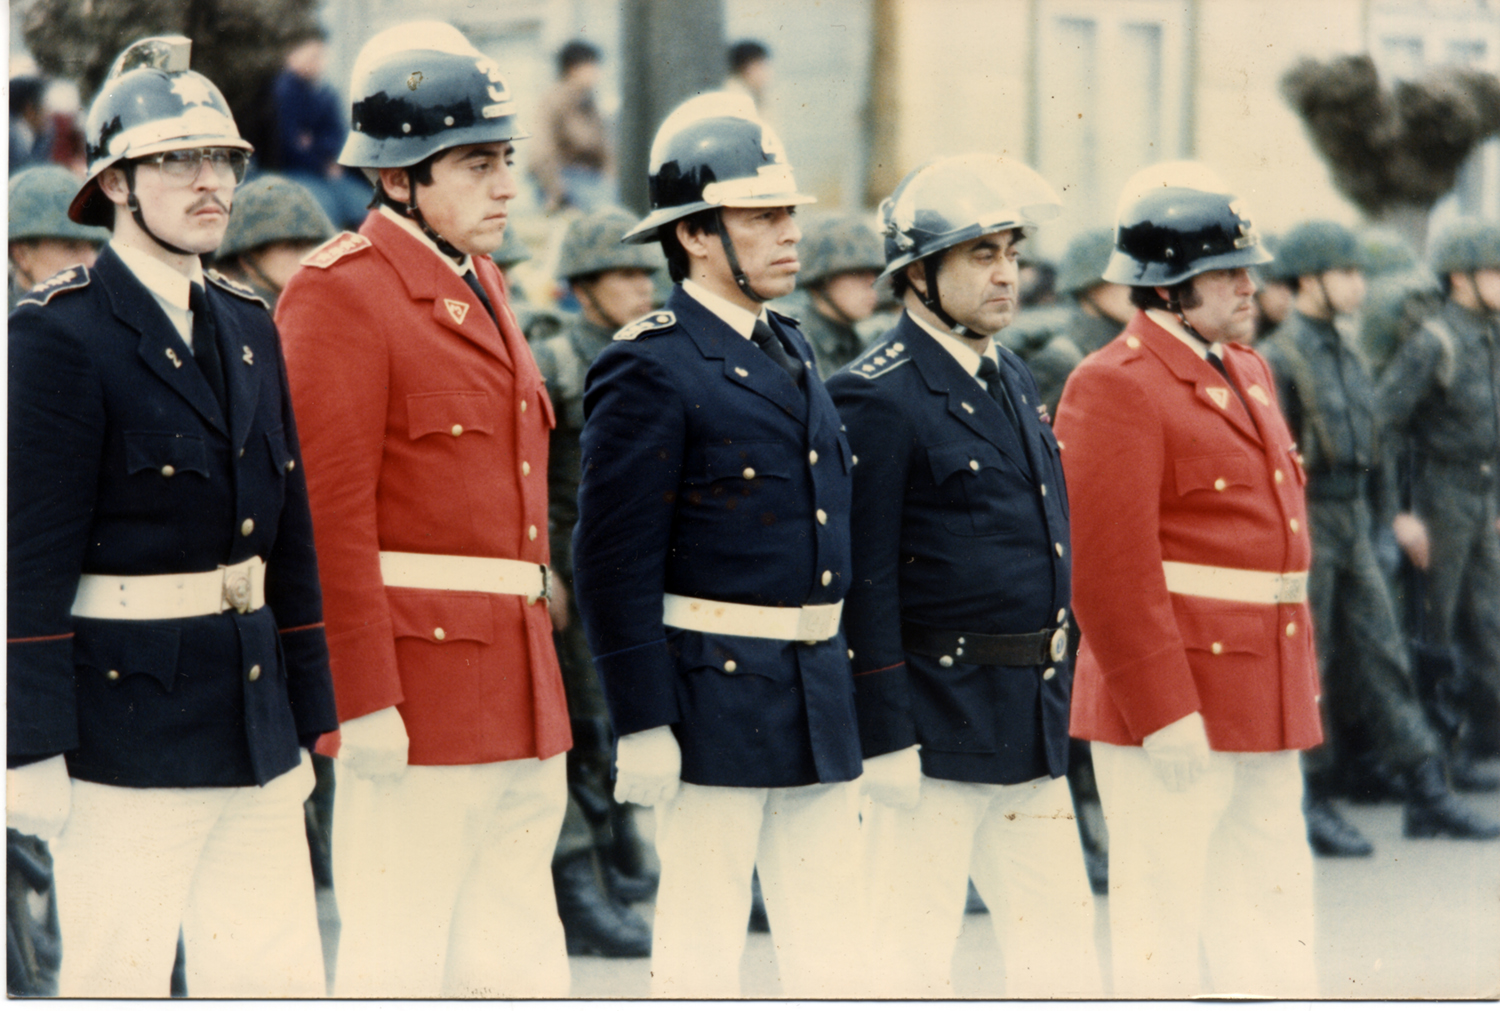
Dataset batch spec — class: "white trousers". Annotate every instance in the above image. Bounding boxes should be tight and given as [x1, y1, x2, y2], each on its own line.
[1092, 743, 1317, 997]
[51, 751, 323, 997]
[863, 773, 1101, 997]
[651, 780, 868, 997]
[330, 754, 569, 997]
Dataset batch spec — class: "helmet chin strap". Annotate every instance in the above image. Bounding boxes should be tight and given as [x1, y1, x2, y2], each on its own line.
[1166, 288, 1213, 349]
[575, 281, 629, 331]
[919, 257, 976, 338]
[123, 163, 195, 258]
[711, 209, 772, 303]
[380, 170, 465, 264]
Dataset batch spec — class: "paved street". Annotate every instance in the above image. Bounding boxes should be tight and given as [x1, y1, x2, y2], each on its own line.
[316, 760, 1499, 999]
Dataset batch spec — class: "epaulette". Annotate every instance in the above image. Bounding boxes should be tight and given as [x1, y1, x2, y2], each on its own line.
[16, 265, 90, 307]
[613, 310, 676, 341]
[1116, 333, 1148, 361]
[301, 231, 372, 270]
[206, 269, 269, 309]
[768, 307, 801, 327]
[847, 338, 911, 380]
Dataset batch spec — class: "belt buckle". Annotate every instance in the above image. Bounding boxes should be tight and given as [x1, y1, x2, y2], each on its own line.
[1049, 626, 1069, 663]
[528, 564, 552, 606]
[1278, 573, 1306, 605]
[796, 604, 840, 642]
[221, 561, 254, 614]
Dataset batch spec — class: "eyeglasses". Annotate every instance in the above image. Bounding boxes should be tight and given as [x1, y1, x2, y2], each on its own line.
[141, 148, 250, 185]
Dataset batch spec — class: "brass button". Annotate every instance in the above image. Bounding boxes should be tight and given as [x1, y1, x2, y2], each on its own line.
[1043, 666, 1056, 680]
[1289, 518, 1300, 533]
[1274, 469, 1284, 485]
[1211, 642, 1224, 655]
[521, 399, 528, 413]
[1040, 483, 1047, 496]
[821, 570, 832, 586]
[106, 669, 120, 681]
[248, 664, 262, 682]
[160, 464, 175, 478]
[239, 448, 245, 457]
[451, 424, 464, 437]
[724, 659, 737, 673]
[848, 649, 855, 659]
[522, 461, 531, 475]
[285, 459, 296, 472]
[1054, 542, 1065, 557]
[240, 518, 255, 537]
[816, 509, 828, 525]
[434, 627, 446, 640]
[528, 525, 538, 541]
[743, 467, 756, 480]
[808, 450, 819, 465]
[1057, 609, 1066, 623]
[852, 454, 859, 465]
[939, 655, 954, 668]
[1126, 336, 1141, 349]
[1286, 622, 1297, 637]
[1214, 477, 1227, 491]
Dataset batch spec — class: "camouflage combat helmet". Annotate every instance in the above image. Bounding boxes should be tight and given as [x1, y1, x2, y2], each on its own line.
[1359, 228, 1421, 279]
[216, 174, 336, 261]
[1056, 227, 1116, 297]
[1272, 220, 1364, 279]
[493, 224, 532, 268]
[557, 207, 664, 281]
[796, 213, 884, 287]
[9, 166, 110, 244]
[1429, 220, 1500, 276]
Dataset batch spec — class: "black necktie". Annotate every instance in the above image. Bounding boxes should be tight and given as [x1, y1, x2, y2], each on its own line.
[462, 271, 500, 329]
[1207, 350, 1249, 411]
[751, 317, 804, 385]
[976, 354, 1021, 430]
[189, 283, 227, 412]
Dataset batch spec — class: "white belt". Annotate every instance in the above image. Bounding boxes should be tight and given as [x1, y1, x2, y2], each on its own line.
[71, 556, 267, 620]
[379, 551, 550, 603]
[1162, 560, 1309, 605]
[662, 593, 843, 642]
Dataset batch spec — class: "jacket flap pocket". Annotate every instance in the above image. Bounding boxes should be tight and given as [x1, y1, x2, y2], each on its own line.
[703, 441, 793, 482]
[387, 589, 495, 644]
[407, 391, 497, 440]
[669, 629, 793, 682]
[1175, 609, 1269, 657]
[1174, 453, 1253, 496]
[73, 619, 182, 691]
[123, 431, 209, 478]
[927, 440, 1003, 484]
[265, 427, 294, 473]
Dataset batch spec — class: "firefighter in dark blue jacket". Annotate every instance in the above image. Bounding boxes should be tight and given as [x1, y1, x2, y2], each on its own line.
[6, 37, 336, 997]
[571, 92, 864, 997]
[827, 154, 1099, 997]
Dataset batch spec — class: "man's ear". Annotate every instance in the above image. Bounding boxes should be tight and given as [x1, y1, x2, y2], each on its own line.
[97, 166, 131, 206]
[905, 261, 928, 297]
[676, 218, 715, 261]
[378, 166, 411, 203]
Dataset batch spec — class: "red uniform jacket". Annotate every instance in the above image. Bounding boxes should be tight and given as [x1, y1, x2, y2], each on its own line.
[276, 212, 570, 765]
[1053, 311, 1322, 753]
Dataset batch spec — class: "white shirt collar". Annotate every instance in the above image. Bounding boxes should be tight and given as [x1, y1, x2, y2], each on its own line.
[1146, 307, 1226, 361]
[110, 240, 203, 348]
[683, 278, 765, 339]
[908, 309, 996, 377]
[379, 205, 474, 277]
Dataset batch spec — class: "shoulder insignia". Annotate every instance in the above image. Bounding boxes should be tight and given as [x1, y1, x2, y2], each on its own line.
[613, 310, 676, 341]
[206, 269, 269, 308]
[768, 307, 801, 327]
[16, 265, 91, 307]
[301, 231, 372, 270]
[849, 339, 911, 380]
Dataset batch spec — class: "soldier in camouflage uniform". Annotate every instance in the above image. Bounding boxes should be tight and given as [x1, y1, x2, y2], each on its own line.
[1026, 228, 1135, 415]
[533, 207, 664, 957]
[210, 174, 334, 309]
[770, 212, 883, 376]
[493, 223, 568, 343]
[1261, 221, 1498, 855]
[1379, 221, 1500, 791]
[7, 165, 107, 312]
[1358, 228, 1442, 377]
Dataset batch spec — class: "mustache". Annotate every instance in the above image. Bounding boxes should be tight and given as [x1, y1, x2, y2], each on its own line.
[188, 195, 231, 214]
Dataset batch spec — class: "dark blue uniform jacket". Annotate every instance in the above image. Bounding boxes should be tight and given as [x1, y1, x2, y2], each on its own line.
[827, 314, 1072, 785]
[7, 247, 337, 787]
[572, 286, 862, 788]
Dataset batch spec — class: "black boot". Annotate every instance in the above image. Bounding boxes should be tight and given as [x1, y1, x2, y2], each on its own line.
[607, 800, 660, 904]
[552, 852, 653, 958]
[1403, 758, 1500, 840]
[1340, 752, 1408, 804]
[1304, 796, 1374, 857]
[747, 870, 770, 933]
[1448, 753, 1500, 794]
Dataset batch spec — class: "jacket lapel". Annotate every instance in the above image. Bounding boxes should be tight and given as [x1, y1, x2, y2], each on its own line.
[99, 250, 228, 436]
[209, 283, 262, 453]
[674, 290, 808, 422]
[905, 319, 1029, 470]
[1134, 314, 1264, 446]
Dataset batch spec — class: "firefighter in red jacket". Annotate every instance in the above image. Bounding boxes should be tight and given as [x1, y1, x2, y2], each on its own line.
[276, 22, 571, 997]
[1054, 164, 1322, 998]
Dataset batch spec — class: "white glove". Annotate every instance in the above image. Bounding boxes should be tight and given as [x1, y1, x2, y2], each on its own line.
[860, 744, 922, 809]
[1142, 711, 1210, 792]
[339, 706, 409, 781]
[7, 755, 72, 840]
[614, 725, 681, 807]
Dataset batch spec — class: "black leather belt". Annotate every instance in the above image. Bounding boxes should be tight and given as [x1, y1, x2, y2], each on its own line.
[902, 621, 1068, 668]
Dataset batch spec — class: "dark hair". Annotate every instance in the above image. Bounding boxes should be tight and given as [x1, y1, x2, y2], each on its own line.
[728, 40, 770, 73]
[891, 265, 916, 301]
[1129, 279, 1200, 311]
[371, 151, 441, 208]
[10, 76, 45, 116]
[660, 209, 718, 283]
[558, 40, 602, 76]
